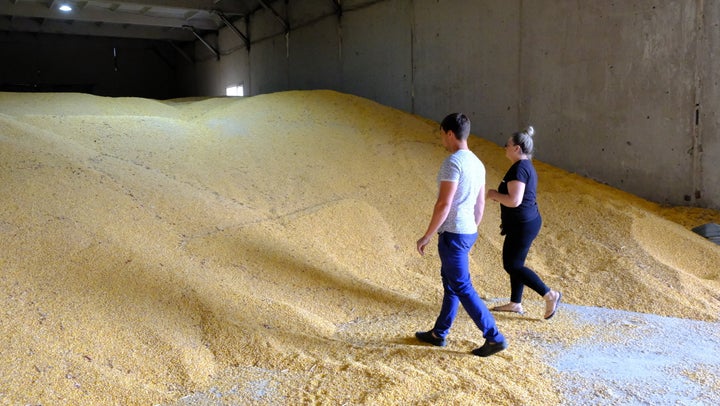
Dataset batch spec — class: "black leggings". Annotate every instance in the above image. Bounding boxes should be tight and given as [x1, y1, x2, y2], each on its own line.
[502, 215, 550, 303]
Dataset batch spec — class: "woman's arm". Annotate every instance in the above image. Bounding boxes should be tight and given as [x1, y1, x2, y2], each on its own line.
[487, 180, 525, 208]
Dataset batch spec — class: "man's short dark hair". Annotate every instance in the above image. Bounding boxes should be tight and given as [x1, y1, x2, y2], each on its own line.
[440, 113, 471, 140]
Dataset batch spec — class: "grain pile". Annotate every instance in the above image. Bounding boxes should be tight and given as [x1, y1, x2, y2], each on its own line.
[1, 90, 719, 404]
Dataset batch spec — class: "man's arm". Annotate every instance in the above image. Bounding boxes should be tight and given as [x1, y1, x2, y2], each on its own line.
[474, 183, 486, 227]
[417, 180, 457, 255]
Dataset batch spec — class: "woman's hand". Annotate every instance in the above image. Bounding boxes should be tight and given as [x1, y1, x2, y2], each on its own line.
[487, 183, 524, 207]
[487, 189, 500, 202]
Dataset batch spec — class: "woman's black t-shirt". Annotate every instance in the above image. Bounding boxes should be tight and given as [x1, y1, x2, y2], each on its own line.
[498, 159, 539, 225]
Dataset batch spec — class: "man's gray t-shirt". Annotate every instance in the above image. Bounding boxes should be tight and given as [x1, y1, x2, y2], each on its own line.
[437, 149, 485, 234]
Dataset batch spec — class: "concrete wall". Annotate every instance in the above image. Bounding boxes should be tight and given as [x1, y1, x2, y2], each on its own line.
[411, 0, 520, 137]
[700, 3, 720, 209]
[0, 33, 180, 99]
[522, 1, 701, 205]
[289, 4, 342, 92]
[340, 0, 413, 112]
[179, 0, 719, 209]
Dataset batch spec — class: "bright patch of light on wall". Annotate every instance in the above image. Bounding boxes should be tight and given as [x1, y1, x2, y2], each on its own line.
[59, 4, 73, 12]
[226, 84, 244, 97]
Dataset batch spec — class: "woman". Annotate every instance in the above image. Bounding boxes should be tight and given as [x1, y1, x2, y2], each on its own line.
[487, 126, 561, 319]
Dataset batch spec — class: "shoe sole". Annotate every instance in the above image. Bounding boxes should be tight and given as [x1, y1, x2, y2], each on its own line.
[544, 292, 562, 320]
[491, 306, 524, 315]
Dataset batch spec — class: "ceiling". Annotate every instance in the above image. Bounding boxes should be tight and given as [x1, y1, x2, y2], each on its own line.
[0, 0, 275, 42]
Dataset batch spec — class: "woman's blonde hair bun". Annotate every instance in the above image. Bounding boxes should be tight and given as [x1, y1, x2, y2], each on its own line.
[513, 125, 535, 157]
[525, 126, 535, 137]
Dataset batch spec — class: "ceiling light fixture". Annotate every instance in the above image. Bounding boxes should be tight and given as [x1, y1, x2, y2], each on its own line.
[59, 4, 73, 12]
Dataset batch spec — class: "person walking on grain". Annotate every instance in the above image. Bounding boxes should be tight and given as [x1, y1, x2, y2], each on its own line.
[415, 113, 507, 357]
[487, 126, 562, 319]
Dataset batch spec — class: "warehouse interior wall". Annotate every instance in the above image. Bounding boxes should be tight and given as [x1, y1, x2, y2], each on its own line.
[700, 3, 720, 212]
[180, 0, 719, 210]
[0, 32, 181, 99]
[520, 1, 714, 209]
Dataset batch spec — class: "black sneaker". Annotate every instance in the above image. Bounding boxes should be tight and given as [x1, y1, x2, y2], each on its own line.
[471, 340, 508, 357]
[415, 330, 446, 347]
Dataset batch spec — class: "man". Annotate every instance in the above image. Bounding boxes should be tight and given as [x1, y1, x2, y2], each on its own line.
[415, 113, 507, 357]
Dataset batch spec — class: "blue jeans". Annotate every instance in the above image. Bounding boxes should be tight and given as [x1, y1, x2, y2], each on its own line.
[432, 232, 504, 343]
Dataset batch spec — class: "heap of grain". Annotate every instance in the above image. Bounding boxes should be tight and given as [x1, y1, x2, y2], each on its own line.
[1, 90, 718, 404]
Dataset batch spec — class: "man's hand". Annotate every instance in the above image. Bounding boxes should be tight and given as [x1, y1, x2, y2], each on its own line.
[417, 235, 432, 255]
